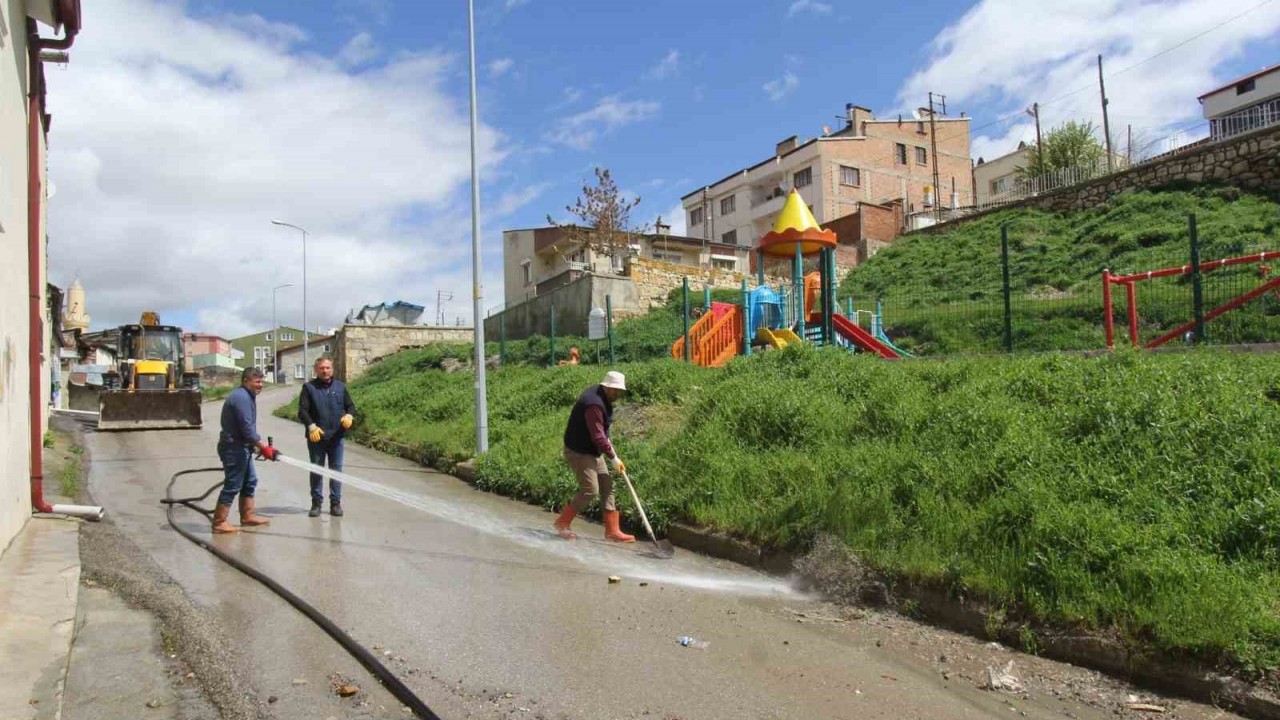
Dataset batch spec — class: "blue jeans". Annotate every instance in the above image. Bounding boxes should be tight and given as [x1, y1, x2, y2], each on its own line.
[308, 435, 344, 501]
[217, 443, 258, 506]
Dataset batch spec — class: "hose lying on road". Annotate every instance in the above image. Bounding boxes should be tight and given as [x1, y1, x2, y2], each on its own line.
[163, 467, 444, 720]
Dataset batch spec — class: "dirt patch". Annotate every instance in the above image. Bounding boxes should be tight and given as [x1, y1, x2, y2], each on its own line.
[612, 403, 684, 443]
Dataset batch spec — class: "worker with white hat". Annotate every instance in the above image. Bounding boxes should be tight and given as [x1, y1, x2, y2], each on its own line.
[555, 371, 634, 542]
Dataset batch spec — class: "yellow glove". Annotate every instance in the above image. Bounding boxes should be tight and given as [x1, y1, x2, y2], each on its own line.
[308, 424, 324, 443]
[611, 456, 626, 475]
[340, 413, 354, 430]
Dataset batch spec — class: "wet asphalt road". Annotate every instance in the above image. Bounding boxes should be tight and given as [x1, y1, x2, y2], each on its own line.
[84, 388, 1240, 720]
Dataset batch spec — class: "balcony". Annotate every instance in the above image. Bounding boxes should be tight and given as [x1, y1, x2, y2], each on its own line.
[750, 190, 787, 216]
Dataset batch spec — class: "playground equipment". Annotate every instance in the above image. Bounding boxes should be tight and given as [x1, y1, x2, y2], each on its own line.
[670, 190, 903, 365]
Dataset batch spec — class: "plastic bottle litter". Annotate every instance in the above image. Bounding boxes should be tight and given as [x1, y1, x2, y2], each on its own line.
[677, 636, 709, 650]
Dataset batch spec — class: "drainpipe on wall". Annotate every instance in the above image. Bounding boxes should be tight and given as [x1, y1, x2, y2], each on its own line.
[29, 3, 99, 520]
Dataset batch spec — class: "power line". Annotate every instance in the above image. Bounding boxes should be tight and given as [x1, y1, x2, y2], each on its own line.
[934, 0, 1277, 147]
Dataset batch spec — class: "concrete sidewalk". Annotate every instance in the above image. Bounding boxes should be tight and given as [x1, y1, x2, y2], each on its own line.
[0, 515, 216, 720]
[0, 517, 82, 719]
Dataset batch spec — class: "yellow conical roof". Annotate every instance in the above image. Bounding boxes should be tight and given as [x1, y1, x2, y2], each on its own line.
[772, 190, 822, 234]
[755, 190, 837, 257]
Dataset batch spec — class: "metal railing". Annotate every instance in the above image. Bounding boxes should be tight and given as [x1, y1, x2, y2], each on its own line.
[1210, 98, 1280, 142]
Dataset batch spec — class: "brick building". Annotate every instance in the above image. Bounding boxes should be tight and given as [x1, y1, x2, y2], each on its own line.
[682, 104, 971, 251]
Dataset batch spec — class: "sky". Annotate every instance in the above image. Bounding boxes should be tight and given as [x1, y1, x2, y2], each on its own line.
[43, 0, 1280, 338]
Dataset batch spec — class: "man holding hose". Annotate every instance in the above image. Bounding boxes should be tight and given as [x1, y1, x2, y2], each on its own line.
[214, 367, 279, 534]
[555, 371, 634, 543]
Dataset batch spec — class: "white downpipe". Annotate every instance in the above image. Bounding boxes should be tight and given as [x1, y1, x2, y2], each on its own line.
[46, 504, 105, 521]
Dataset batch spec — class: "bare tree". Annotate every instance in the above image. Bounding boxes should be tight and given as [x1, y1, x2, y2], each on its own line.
[547, 168, 646, 268]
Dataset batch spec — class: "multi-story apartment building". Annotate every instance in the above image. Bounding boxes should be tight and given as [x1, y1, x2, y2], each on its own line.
[682, 104, 972, 249]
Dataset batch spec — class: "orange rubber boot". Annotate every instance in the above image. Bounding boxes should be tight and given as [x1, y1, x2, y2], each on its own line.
[238, 497, 271, 528]
[603, 510, 635, 543]
[554, 506, 578, 540]
[211, 504, 239, 534]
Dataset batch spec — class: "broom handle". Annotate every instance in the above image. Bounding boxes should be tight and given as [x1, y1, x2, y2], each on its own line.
[619, 470, 659, 543]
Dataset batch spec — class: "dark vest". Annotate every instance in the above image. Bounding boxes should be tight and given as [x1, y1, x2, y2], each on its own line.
[303, 378, 348, 437]
[563, 385, 612, 456]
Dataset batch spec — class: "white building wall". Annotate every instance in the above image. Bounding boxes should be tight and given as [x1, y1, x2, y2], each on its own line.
[1202, 69, 1280, 119]
[1, 0, 34, 551]
[502, 229, 536, 307]
[683, 144, 824, 249]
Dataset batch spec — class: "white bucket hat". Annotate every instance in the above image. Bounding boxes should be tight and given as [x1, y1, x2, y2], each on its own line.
[601, 371, 627, 391]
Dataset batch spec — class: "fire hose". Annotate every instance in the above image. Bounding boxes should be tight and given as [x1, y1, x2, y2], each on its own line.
[161, 443, 444, 720]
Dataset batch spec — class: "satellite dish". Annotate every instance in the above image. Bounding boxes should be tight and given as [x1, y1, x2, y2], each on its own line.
[47, 181, 57, 199]
[910, 109, 921, 120]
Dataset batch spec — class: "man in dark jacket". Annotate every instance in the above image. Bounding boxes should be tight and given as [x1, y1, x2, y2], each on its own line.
[215, 367, 279, 534]
[555, 371, 634, 542]
[298, 357, 355, 517]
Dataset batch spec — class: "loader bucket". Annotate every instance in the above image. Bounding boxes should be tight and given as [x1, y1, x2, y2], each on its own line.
[97, 390, 203, 431]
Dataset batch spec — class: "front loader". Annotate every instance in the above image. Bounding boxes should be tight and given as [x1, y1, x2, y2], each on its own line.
[98, 313, 203, 430]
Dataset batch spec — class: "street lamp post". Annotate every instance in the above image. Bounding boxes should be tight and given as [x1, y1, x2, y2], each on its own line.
[272, 283, 294, 383]
[271, 220, 309, 379]
[466, 0, 489, 452]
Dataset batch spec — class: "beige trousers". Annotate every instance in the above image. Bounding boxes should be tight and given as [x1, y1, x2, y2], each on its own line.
[563, 447, 616, 512]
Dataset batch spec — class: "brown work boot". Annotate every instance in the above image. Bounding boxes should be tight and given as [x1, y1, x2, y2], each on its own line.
[238, 496, 270, 528]
[603, 510, 635, 543]
[554, 505, 578, 540]
[212, 504, 239, 534]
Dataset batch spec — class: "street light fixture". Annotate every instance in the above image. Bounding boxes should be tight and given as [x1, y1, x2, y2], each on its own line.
[271, 220, 309, 379]
[271, 283, 294, 383]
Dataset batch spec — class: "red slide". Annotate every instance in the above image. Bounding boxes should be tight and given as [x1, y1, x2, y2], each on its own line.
[824, 314, 901, 359]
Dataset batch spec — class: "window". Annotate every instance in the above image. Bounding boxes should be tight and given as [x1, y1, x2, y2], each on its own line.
[654, 250, 684, 264]
[712, 257, 737, 271]
[720, 195, 736, 215]
[991, 177, 1013, 195]
[916, 120, 926, 134]
[1237, 78, 1256, 95]
[722, 229, 738, 245]
[895, 143, 907, 164]
[253, 346, 269, 362]
[322, 344, 331, 352]
[916, 147, 928, 165]
[793, 167, 812, 188]
[689, 207, 704, 227]
[282, 332, 295, 342]
[839, 165, 860, 186]
[521, 262, 532, 285]
[294, 364, 304, 379]
[264, 332, 272, 341]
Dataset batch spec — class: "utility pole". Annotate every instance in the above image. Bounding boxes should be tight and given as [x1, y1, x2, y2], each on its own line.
[1127, 124, 1133, 165]
[1098, 54, 1114, 172]
[1029, 102, 1044, 170]
[436, 290, 454, 326]
[928, 92, 945, 220]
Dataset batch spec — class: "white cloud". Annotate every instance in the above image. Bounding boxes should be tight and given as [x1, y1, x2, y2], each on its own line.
[338, 31, 379, 67]
[663, 201, 687, 236]
[645, 49, 680, 80]
[898, 0, 1280, 163]
[487, 57, 515, 77]
[763, 71, 799, 101]
[788, 0, 832, 17]
[494, 183, 550, 217]
[46, 0, 505, 337]
[547, 95, 661, 150]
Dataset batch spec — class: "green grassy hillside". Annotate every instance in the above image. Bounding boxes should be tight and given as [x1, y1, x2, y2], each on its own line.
[839, 187, 1280, 354]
